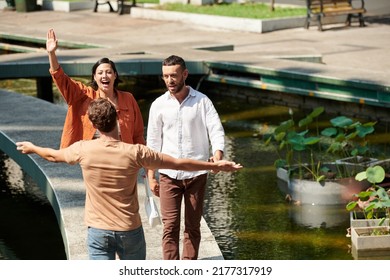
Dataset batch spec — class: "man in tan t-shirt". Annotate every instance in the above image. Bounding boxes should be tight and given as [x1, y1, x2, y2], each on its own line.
[16, 98, 242, 260]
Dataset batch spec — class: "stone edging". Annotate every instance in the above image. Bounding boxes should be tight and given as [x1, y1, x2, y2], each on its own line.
[130, 6, 307, 33]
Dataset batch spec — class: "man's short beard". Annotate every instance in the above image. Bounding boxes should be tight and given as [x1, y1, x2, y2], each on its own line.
[176, 82, 185, 92]
[168, 80, 185, 94]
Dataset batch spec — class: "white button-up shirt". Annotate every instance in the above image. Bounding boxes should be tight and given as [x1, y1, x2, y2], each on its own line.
[146, 86, 225, 180]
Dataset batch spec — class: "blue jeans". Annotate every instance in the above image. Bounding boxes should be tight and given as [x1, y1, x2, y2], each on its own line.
[87, 226, 146, 260]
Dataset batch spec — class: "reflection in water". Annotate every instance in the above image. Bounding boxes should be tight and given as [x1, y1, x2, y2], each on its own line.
[288, 204, 349, 228]
[0, 152, 66, 260]
[203, 136, 240, 259]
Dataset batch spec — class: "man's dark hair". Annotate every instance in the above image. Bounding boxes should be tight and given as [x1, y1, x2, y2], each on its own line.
[162, 55, 187, 70]
[88, 98, 117, 133]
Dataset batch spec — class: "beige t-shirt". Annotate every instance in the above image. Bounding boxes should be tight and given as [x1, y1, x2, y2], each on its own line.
[64, 139, 163, 231]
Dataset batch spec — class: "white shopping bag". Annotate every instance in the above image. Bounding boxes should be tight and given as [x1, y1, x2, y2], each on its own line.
[143, 175, 162, 227]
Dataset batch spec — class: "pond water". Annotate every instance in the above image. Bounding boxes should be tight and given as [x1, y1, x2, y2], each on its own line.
[202, 97, 356, 260]
[0, 152, 66, 260]
[1, 90, 389, 260]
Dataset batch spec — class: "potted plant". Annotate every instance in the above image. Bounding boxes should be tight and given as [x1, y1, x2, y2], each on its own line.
[265, 107, 376, 205]
[346, 165, 390, 256]
[346, 165, 390, 228]
[266, 106, 324, 180]
[321, 115, 378, 167]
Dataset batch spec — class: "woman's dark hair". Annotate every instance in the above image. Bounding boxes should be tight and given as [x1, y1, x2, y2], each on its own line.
[88, 98, 117, 133]
[90, 58, 122, 90]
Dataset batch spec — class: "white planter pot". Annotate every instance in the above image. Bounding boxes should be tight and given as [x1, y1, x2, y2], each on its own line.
[277, 163, 369, 205]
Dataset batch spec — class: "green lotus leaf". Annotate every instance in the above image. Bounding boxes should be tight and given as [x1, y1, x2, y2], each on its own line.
[355, 171, 368, 182]
[321, 127, 337, 137]
[303, 137, 321, 145]
[366, 166, 385, 184]
[346, 201, 357, 211]
[330, 116, 353, 128]
[274, 159, 287, 168]
[346, 131, 358, 140]
[290, 142, 306, 151]
[308, 106, 324, 119]
[335, 133, 345, 142]
[275, 119, 294, 134]
[296, 130, 309, 137]
[376, 187, 388, 199]
[298, 116, 313, 127]
[356, 124, 375, 138]
[327, 142, 343, 153]
[275, 131, 286, 142]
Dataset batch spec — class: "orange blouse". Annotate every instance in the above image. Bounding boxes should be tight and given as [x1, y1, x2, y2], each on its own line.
[50, 66, 145, 148]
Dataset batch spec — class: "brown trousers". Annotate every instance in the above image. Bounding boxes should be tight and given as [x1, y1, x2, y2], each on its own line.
[159, 173, 208, 260]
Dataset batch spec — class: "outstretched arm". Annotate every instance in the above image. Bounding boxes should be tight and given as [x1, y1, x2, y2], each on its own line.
[16, 141, 66, 163]
[47, 28, 60, 72]
[160, 154, 242, 172]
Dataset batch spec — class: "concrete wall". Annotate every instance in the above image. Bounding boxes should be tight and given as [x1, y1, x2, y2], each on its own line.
[204, 81, 390, 123]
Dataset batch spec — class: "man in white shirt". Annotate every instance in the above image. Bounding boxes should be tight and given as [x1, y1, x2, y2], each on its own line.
[147, 55, 225, 260]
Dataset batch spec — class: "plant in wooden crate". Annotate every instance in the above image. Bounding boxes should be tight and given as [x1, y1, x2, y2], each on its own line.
[346, 165, 390, 227]
[346, 165, 390, 254]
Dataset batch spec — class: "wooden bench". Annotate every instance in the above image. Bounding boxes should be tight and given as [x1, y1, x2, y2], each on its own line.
[305, 0, 366, 31]
[94, 0, 136, 15]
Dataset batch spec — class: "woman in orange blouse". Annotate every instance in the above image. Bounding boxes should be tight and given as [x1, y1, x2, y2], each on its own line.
[46, 28, 145, 148]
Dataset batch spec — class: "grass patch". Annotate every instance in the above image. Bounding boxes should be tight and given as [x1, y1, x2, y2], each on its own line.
[137, 0, 159, 3]
[0, 79, 38, 97]
[46, 1, 305, 19]
[154, 3, 306, 19]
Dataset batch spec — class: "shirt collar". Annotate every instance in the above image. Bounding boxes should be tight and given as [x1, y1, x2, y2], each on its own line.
[165, 86, 196, 101]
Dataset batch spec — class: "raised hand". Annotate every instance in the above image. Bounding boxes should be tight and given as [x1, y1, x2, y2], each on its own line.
[46, 28, 58, 53]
